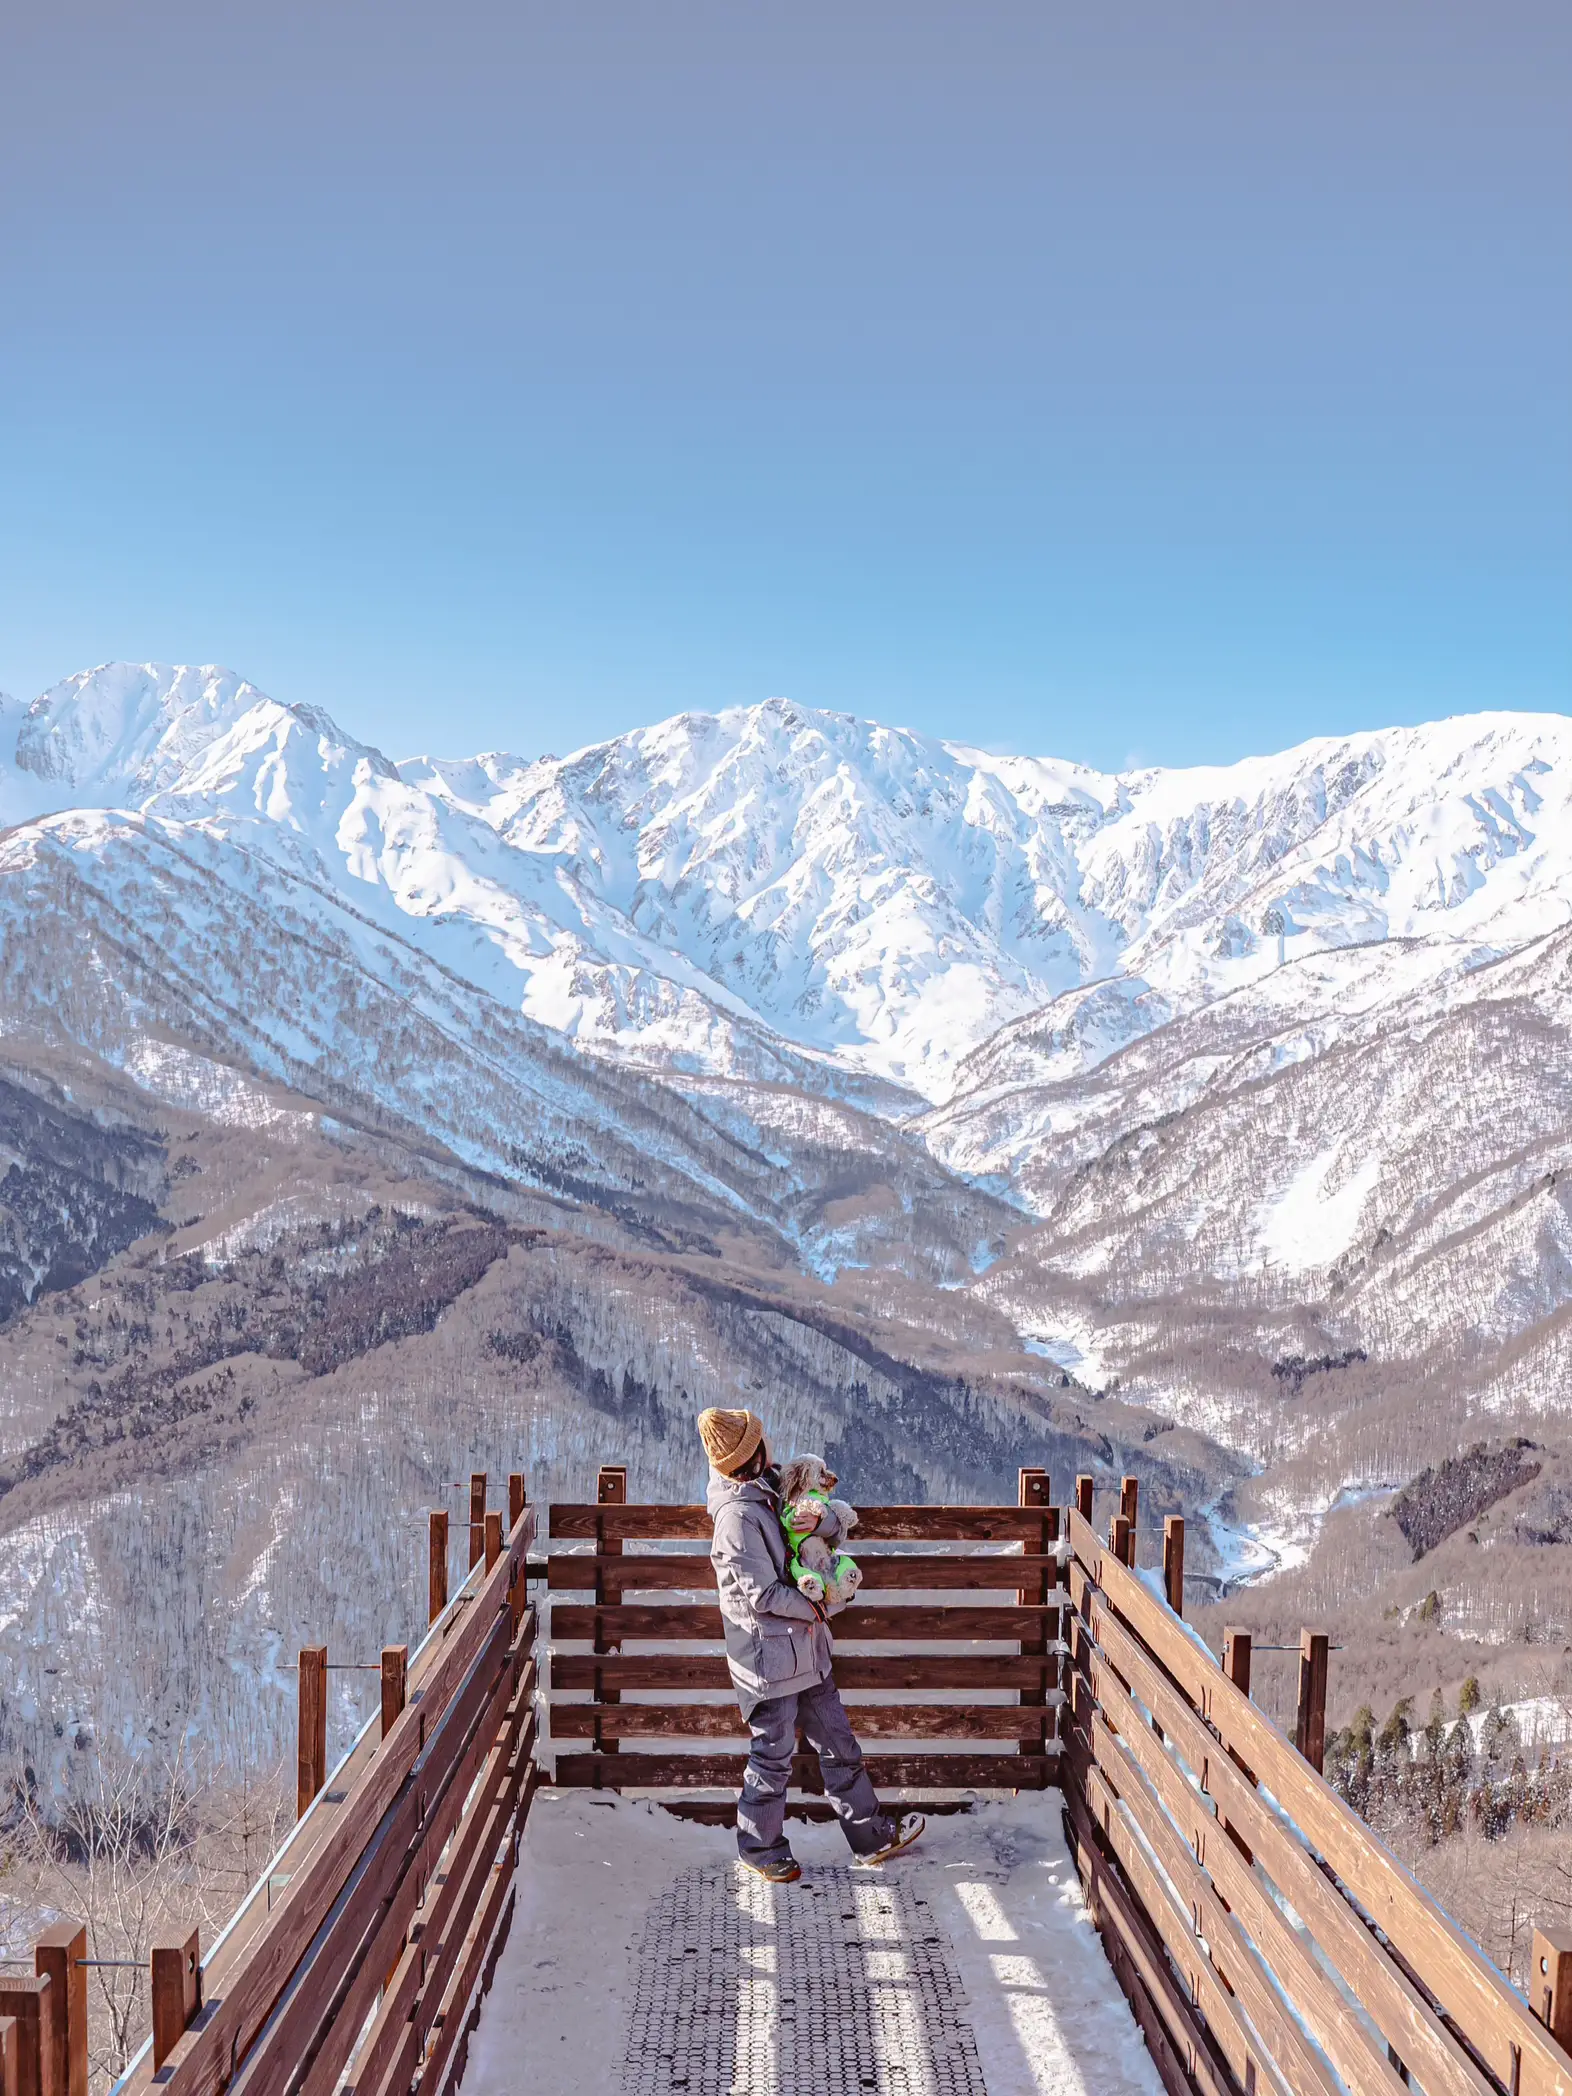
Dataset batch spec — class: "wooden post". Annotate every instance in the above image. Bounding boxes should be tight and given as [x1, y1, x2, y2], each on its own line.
[150, 1932, 200, 2071]
[1018, 1470, 1051, 1770]
[1222, 1626, 1252, 1695]
[1110, 1514, 1132, 1569]
[1216, 1625, 1257, 1862]
[508, 1471, 526, 1532]
[32, 1927, 84, 2096]
[469, 1472, 487, 1571]
[1162, 1516, 1185, 1616]
[485, 1509, 502, 1571]
[1119, 1474, 1139, 1530]
[1531, 1927, 1572, 2048]
[594, 1465, 627, 1764]
[297, 1645, 328, 1819]
[380, 1644, 407, 1741]
[1075, 1474, 1094, 1524]
[1295, 1629, 1330, 1773]
[1, 2014, 16, 2096]
[0, 1978, 52, 2096]
[428, 1509, 449, 1625]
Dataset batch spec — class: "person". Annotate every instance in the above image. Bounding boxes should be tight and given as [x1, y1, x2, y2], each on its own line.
[698, 1405, 924, 1883]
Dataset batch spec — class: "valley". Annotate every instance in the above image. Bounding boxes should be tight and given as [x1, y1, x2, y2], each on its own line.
[4, 661, 1572, 1879]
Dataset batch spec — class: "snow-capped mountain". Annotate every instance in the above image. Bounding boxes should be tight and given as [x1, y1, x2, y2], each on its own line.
[5, 665, 1570, 1115]
[7, 661, 1572, 1780]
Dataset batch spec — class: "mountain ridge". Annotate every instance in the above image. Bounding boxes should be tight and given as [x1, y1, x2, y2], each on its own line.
[6, 662, 1570, 1113]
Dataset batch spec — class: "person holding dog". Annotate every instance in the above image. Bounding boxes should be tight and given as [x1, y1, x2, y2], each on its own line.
[698, 1406, 924, 1882]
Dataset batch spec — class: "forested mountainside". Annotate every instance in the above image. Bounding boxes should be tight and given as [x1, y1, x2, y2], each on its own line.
[4, 662, 1572, 1810]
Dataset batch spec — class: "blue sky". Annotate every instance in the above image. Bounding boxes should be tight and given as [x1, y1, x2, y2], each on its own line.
[1, 1, 1567, 771]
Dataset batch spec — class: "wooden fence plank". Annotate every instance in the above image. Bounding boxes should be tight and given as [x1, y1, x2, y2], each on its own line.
[1073, 1599, 1496, 2096]
[1067, 1507, 1570, 2096]
[145, 1510, 536, 2096]
[296, 1685, 534, 2096]
[549, 1603, 1061, 1641]
[1063, 1785, 1241, 2096]
[550, 1704, 1052, 1741]
[229, 1614, 519, 2096]
[552, 1751, 1054, 1789]
[1079, 1733, 1345, 2096]
[237, 1628, 531, 2096]
[1, 2013, 17, 2096]
[1086, 1703, 1406, 2095]
[550, 1653, 1062, 1691]
[1071, 1757, 1295, 2096]
[548, 1505, 1052, 1542]
[546, 1554, 1066, 1591]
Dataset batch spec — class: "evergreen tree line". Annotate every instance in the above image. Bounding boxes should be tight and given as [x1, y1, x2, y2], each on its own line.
[1325, 1676, 1572, 1843]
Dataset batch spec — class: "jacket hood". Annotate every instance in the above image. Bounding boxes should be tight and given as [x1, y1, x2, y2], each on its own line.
[706, 1470, 778, 1515]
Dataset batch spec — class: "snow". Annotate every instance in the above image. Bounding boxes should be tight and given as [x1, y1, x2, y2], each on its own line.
[466, 1790, 1162, 2096]
[1255, 1143, 1383, 1276]
[9, 667, 1572, 1122]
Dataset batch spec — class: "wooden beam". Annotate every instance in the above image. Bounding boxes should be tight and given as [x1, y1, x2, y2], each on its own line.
[552, 1652, 1060, 1690]
[297, 1646, 328, 1820]
[1110, 1514, 1132, 1569]
[551, 1602, 1061, 1641]
[1075, 1475, 1094, 1524]
[551, 1704, 1054, 1740]
[469, 1472, 486, 1571]
[127, 1513, 535, 2096]
[380, 1645, 407, 1743]
[554, 1751, 1055, 1790]
[428, 1509, 449, 1626]
[1531, 1928, 1572, 2050]
[1067, 1507, 1554, 2095]
[1119, 1474, 1139, 1531]
[1222, 1624, 1252, 1695]
[544, 1551, 1068, 1592]
[485, 1510, 502, 1572]
[1296, 1629, 1330, 1774]
[1072, 1611, 1494, 2096]
[508, 1472, 526, 1532]
[549, 1502, 1051, 1541]
[0, 1980, 52, 2096]
[151, 1934, 201, 2072]
[32, 1927, 84, 2096]
[1161, 1516, 1184, 1616]
[594, 1466, 627, 1763]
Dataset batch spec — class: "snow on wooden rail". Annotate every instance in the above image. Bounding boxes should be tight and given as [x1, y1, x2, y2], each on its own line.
[544, 1464, 1063, 1803]
[1065, 1489, 1572, 2096]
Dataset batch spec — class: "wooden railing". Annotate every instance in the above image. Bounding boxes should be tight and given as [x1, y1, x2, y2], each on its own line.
[0, 1485, 539, 2096]
[544, 1465, 1065, 1802]
[13, 1459, 1572, 2096]
[1064, 1490, 1572, 2096]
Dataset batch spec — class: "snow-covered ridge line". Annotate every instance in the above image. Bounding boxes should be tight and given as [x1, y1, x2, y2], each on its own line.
[2, 662, 1569, 1117]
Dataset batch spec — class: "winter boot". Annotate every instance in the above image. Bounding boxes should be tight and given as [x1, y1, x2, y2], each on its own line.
[852, 1813, 925, 1867]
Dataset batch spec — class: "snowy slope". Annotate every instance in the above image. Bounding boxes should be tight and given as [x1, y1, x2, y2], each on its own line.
[7, 666, 1571, 1112]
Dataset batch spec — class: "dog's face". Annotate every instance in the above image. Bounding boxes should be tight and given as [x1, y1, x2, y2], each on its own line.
[781, 1453, 837, 1498]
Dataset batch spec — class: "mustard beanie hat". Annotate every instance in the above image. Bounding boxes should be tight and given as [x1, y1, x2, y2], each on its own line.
[698, 1407, 764, 1476]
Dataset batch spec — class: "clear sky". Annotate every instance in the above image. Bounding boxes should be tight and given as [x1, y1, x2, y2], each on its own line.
[2, 1, 1567, 771]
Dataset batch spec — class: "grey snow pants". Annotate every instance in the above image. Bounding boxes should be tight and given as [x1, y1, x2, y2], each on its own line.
[737, 1675, 889, 1865]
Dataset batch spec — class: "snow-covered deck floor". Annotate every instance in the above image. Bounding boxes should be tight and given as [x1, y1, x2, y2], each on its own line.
[466, 1792, 1162, 2096]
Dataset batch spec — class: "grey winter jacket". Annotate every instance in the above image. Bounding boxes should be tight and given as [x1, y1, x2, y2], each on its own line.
[707, 1469, 832, 1714]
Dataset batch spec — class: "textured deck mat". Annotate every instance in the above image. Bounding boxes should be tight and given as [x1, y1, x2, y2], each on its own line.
[621, 1863, 990, 2096]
